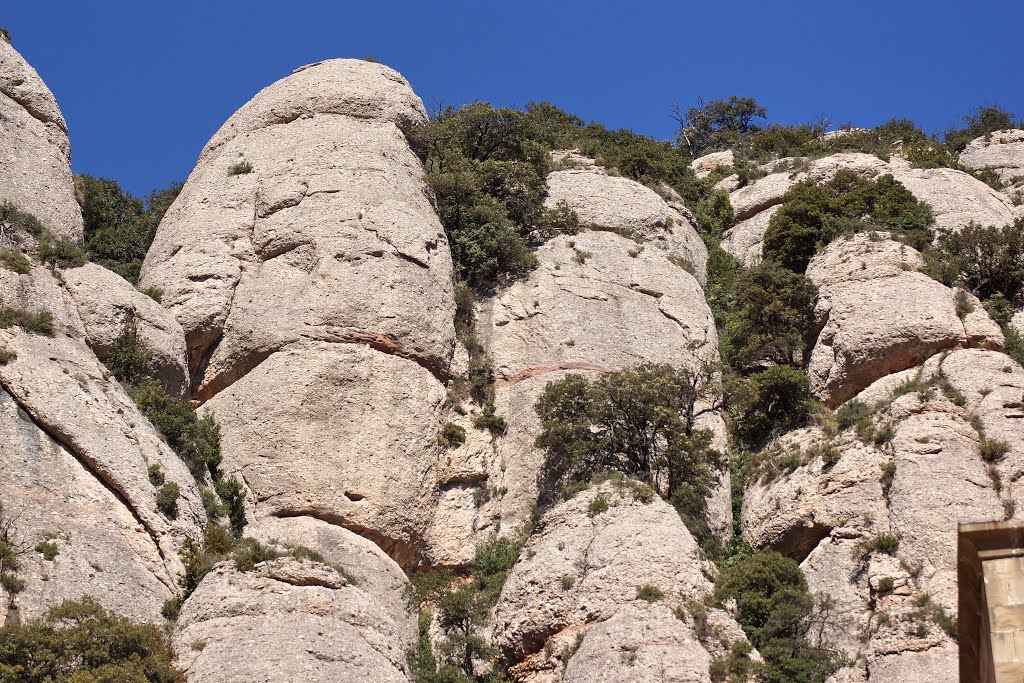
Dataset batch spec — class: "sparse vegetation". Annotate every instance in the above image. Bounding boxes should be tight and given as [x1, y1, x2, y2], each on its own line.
[0, 597, 185, 682]
[228, 161, 253, 176]
[636, 583, 664, 602]
[763, 171, 934, 273]
[0, 299, 55, 336]
[439, 421, 467, 448]
[853, 534, 900, 562]
[406, 534, 522, 681]
[0, 249, 31, 274]
[155, 482, 180, 517]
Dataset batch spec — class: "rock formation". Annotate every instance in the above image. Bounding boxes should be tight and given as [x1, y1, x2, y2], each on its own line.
[6, 37, 1024, 683]
[140, 59, 456, 569]
[0, 40, 83, 242]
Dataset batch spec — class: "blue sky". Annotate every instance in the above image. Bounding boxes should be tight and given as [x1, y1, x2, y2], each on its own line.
[5, 1, 1023, 198]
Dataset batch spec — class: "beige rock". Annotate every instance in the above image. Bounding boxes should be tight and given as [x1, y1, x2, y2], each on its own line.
[806, 233, 1002, 405]
[0, 268, 205, 622]
[887, 161, 1018, 233]
[205, 342, 445, 569]
[959, 130, 1024, 186]
[690, 150, 734, 179]
[720, 205, 779, 266]
[62, 263, 190, 397]
[544, 169, 708, 283]
[139, 59, 455, 399]
[492, 482, 713, 663]
[742, 364, 1006, 669]
[562, 604, 711, 683]
[172, 558, 413, 683]
[426, 231, 724, 564]
[0, 41, 83, 242]
[245, 516, 415, 640]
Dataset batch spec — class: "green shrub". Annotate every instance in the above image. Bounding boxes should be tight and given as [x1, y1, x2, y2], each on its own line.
[156, 482, 180, 517]
[439, 421, 467, 448]
[763, 170, 933, 273]
[0, 300, 55, 336]
[984, 293, 1016, 326]
[675, 96, 767, 157]
[0, 201, 45, 237]
[76, 175, 181, 283]
[729, 366, 812, 450]
[468, 357, 495, 405]
[924, 219, 1024, 303]
[148, 464, 165, 486]
[0, 597, 184, 682]
[0, 346, 14, 365]
[34, 540, 59, 561]
[228, 161, 253, 175]
[588, 495, 610, 516]
[37, 237, 86, 269]
[981, 438, 1011, 463]
[214, 477, 247, 537]
[878, 577, 895, 594]
[723, 262, 818, 370]
[853, 533, 900, 561]
[835, 399, 873, 431]
[231, 537, 281, 571]
[535, 364, 723, 524]
[560, 575, 576, 590]
[132, 380, 221, 476]
[943, 105, 1020, 154]
[473, 403, 507, 436]
[636, 584, 665, 602]
[714, 550, 838, 683]
[0, 249, 30, 274]
[106, 318, 154, 386]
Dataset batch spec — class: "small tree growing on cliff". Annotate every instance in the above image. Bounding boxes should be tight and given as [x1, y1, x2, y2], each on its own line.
[534, 363, 723, 529]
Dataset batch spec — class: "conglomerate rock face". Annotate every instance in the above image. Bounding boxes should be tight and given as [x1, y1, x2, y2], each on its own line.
[139, 59, 456, 569]
[0, 266, 206, 624]
[9, 41, 1024, 683]
[423, 229, 727, 566]
[806, 232, 1002, 406]
[0, 40, 83, 242]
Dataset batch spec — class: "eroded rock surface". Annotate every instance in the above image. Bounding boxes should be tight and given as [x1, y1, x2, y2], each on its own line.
[63, 263, 190, 397]
[721, 153, 1018, 265]
[743, 350, 1014, 677]
[959, 130, 1024, 186]
[140, 59, 456, 568]
[0, 267, 205, 623]
[0, 40, 83, 242]
[172, 557, 414, 683]
[493, 482, 713, 662]
[425, 230, 723, 565]
[806, 233, 1001, 405]
[544, 167, 708, 283]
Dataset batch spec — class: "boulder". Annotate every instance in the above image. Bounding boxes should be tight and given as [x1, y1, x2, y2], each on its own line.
[245, 515, 415, 632]
[0, 40, 83, 242]
[492, 482, 713, 664]
[205, 342, 445, 569]
[172, 557, 413, 683]
[139, 59, 455, 399]
[544, 169, 708, 283]
[806, 233, 1002, 406]
[959, 129, 1024, 186]
[719, 205, 779, 267]
[690, 150, 734, 179]
[562, 604, 711, 683]
[0, 267, 205, 623]
[62, 263, 190, 397]
[886, 162, 1017, 233]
